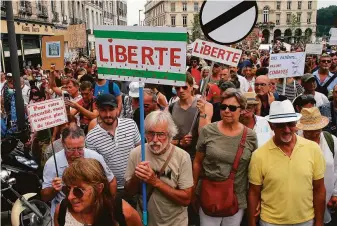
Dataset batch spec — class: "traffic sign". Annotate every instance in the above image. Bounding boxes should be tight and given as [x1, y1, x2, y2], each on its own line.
[199, 0, 258, 45]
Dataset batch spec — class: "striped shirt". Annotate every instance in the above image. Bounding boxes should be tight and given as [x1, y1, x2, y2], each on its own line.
[85, 118, 141, 189]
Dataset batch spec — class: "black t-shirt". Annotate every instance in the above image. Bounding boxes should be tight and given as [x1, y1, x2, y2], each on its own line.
[133, 107, 141, 131]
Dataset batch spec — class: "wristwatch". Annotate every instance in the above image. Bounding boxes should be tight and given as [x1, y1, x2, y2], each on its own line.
[199, 113, 207, 119]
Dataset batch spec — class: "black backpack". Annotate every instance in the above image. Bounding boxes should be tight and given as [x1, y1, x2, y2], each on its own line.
[315, 73, 337, 96]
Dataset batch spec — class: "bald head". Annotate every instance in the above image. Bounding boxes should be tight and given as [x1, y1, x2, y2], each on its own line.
[255, 75, 270, 96]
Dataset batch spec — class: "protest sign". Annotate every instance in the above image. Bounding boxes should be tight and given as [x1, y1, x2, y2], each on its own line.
[191, 39, 242, 66]
[305, 44, 323, 54]
[68, 24, 87, 49]
[27, 98, 68, 132]
[258, 44, 271, 51]
[94, 26, 187, 86]
[268, 52, 306, 79]
[42, 35, 64, 70]
[283, 43, 291, 52]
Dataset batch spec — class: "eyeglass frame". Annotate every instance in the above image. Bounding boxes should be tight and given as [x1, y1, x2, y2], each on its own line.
[145, 131, 169, 140]
[64, 144, 85, 152]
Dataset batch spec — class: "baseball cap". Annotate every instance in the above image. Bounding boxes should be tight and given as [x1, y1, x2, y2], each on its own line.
[96, 94, 118, 108]
[301, 73, 315, 83]
[6, 73, 12, 77]
[129, 82, 143, 98]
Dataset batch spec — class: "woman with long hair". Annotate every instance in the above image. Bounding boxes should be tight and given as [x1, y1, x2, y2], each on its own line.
[54, 158, 141, 226]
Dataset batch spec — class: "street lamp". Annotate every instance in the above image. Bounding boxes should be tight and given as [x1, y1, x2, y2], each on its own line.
[139, 9, 143, 26]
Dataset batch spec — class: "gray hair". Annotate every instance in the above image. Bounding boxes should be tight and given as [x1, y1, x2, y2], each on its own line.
[221, 88, 247, 109]
[61, 126, 85, 143]
[145, 111, 178, 139]
[144, 88, 157, 103]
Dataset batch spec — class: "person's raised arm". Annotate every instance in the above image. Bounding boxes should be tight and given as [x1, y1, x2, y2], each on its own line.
[49, 70, 62, 96]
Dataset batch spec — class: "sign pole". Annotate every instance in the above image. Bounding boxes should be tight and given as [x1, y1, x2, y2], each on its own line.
[282, 78, 286, 96]
[48, 128, 59, 177]
[139, 83, 148, 226]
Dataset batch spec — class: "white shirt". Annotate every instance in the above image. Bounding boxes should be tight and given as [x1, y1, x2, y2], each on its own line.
[21, 84, 30, 106]
[254, 115, 274, 147]
[314, 91, 329, 107]
[238, 75, 249, 92]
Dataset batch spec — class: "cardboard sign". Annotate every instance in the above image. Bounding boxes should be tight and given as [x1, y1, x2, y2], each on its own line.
[27, 98, 68, 132]
[258, 44, 272, 50]
[94, 26, 187, 86]
[192, 39, 242, 66]
[68, 24, 87, 49]
[42, 36, 64, 70]
[305, 44, 323, 55]
[268, 52, 306, 79]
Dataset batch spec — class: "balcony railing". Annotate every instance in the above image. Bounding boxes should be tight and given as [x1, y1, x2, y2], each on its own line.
[52, 12, 60, 23]
[37, 5, 48, 18]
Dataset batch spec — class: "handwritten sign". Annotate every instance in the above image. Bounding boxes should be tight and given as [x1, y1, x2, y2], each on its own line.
[268, 52, 306, 79]
[94, 26, 187, 86]
[27, 98, 68, 132]
[68, 24, 86, 49]
[192, 39, 242, 66]
[305, 44, 323, 55]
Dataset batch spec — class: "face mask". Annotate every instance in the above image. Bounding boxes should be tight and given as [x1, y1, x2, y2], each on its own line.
[172, 87, 177, 95]
[8, 89, 14, 95]
[36, 77, 41, 81]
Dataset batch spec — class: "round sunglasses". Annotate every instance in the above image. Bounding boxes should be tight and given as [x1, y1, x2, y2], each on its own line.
[63, 186, 89, 199]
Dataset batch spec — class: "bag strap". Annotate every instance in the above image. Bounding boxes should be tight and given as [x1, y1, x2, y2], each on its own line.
[323, 73, 337, 89]
[229, 127, 248, 179]
[323, 131, 335, 157]
[330, 101, 336, 128]
[57, 199, 68, 226]
[113, 196, 127, 226]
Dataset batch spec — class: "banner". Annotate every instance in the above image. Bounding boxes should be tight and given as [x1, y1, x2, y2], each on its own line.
[305, 44, 323, 55]
[27, 98, 68, 132]
[42, 35, 64, 70]
[94, 26, 187, 86]
[68, 24, 87, 49]
[191, 39, 242, 66]
[268, 52, 306, 79]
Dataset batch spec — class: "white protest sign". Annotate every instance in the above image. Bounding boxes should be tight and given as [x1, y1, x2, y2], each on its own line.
[305, 44, 323, 54]
[94, 26, 187, 86]
[27, 98, 68, 132]
[191, 39, 242, 66]
[283, 43, 291, 52]
[268, 52, 306, 79]
[258, 44, 271, 50]
[330, 28, 337, 36]
[329, 38, 337, 46]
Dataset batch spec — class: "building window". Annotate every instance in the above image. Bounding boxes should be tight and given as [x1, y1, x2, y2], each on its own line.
[171, 2, 175, 12]
[194, 2, 198, 12]
[308, 1, 312, 9]
[286, 13, 291, 24]
[297, 13, 301, 23]
[298, 1, 302, 9]
[171, 15, 176, 26]
[263, 6, 269, 23]
[307, 12, 312, 24]
[276, 13, 280, 25]
[183, 15, 187, 27]
[183, 2, 187, 12]
[276, 1, 281, 10]
[287, 1, 291, 10]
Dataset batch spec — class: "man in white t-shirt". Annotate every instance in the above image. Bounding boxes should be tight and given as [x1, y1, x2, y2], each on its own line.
[20, 77, 30, 106]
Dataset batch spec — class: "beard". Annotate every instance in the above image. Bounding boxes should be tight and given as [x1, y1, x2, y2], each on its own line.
[101, 116, 116, 126]
[148, 140, 169, 155]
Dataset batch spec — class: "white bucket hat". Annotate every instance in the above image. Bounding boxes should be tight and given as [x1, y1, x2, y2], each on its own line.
[265, 100, 302, 123]
[129, 82, 144, 98]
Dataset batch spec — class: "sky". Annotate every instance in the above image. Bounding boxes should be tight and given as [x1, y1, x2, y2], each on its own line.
[127, 0, 336, 26]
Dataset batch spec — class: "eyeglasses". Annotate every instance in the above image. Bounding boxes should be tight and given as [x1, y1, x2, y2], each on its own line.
[321, 60, 331, 64]
[175, 86, 188, 91]
[63, 186, 87, 199]
[255, 83, 267, 87]
[146, 131, 168, 139]
[64, 145, 84, 152]
[219, 104, 241, 112]
[273, 121, 297, 128]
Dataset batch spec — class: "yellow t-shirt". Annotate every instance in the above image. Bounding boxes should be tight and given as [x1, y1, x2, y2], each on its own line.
[249, 135, 326, 224]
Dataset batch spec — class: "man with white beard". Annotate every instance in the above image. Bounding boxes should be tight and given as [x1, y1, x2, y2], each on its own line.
[248, 100, 326, 226]
[124, 111, 193, 226]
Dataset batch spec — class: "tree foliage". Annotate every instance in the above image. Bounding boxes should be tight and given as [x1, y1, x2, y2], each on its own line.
[317, 5, 337, 37]
[191, 13, 202, 42]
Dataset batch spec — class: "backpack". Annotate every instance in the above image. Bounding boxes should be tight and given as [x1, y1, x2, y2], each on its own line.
[323, 131, 335, 157]
[315, 73, 337, 96]
[94, 80, 116, 96]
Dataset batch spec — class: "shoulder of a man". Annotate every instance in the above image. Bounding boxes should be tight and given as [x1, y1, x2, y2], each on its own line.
[86, 125, 103, 139]
[83, 148, 103, 159]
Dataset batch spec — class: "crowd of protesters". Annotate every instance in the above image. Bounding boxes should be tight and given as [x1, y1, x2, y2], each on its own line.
[0, 42, 337, 226]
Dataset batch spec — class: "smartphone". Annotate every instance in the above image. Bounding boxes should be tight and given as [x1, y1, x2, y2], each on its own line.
[63, 92, 70, 101]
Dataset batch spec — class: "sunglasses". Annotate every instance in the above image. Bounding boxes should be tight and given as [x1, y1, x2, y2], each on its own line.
[273, 121, 297, 128]
[255, 83, 267, 87]
[219, 104, 241, 112]
[63, 186, 87, 199]
[321, 60, 331, 63]
[175, 86, 188, 91]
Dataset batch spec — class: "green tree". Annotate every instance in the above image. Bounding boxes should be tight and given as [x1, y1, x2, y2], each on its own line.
[317, 5, 337, 37]
[191, 13, 202, 42]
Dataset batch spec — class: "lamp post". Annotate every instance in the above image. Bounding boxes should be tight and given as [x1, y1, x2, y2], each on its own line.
[139, 9, 143, 26]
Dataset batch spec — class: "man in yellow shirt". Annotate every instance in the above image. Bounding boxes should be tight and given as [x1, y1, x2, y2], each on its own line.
[248, 100, 326, 226]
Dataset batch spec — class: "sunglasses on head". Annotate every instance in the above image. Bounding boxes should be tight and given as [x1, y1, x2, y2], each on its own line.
[63, 186, 86, 199]
[175, 86, 188, 91]
[321, 60, 331, 64]
[273, 121, 297, 128]
[219, 104, 241, 112]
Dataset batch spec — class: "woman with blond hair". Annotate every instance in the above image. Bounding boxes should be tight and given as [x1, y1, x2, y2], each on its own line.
[54, 158, 141, 226]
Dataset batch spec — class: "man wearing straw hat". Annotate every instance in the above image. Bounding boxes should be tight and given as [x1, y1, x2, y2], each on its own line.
[248, 100, 326, 226]
[240, 92, 273, 147]
[297, 107, 337, 225]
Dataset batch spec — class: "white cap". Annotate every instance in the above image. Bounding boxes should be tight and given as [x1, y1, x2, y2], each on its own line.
[129, 82, 144, 98]
[6, 73, 12, 77]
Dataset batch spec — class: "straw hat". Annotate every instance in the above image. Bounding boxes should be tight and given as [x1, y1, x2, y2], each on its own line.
[244, 92, 259, 105]
[265, 100, 302, 123]
[296, 107, 329, 131]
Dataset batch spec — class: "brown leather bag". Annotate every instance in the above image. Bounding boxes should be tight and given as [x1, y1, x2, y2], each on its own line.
[200, 127, 248, 217]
